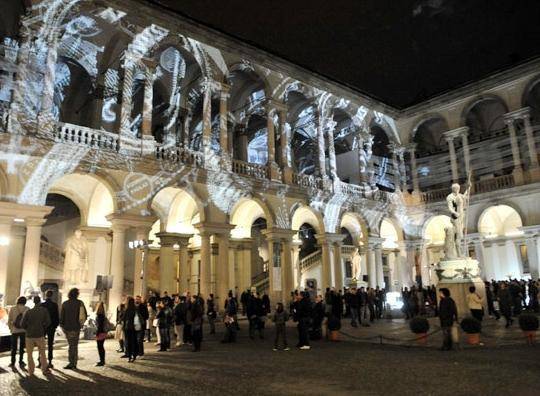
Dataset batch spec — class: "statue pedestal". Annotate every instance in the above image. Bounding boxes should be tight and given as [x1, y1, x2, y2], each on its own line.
[435, 258, 486, 318]
[345, 278, 368, 289]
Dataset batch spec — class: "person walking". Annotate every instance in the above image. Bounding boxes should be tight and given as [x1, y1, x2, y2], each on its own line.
[41, 290, 59, 368]
[147, 302, 156, 342]
[156, 300, 170, 352]
[115, 302, 126, 354]
[21, 296, 51, 375]
[60, 288, 88, 369]
[438, 288, 458, 351]
[135, 295, 148, 358]
[498, 282, 513, 328]
[272, 303, 289, 351]
[95, 302, 107, 366]
[123, 297, 141, 362]
[173, 295, 185, 347]
[8, 296, 29, 369]
[207, 294, 217, 335]
[466, 286, 484, 322]
[190, 295, 204, 352]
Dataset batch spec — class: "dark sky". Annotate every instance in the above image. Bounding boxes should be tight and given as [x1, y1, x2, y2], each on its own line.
[153, 0, 540, 109]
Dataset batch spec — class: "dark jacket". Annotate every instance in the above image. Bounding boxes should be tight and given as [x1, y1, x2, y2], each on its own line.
[498, 289, 512, 314]
[96, 313, 106, 334]
[123, 307, 142, 332]
[173, 302, 186, 325]
[272, 310, 289, 325]
[41, 299, 60, 330]
[60, 298, 87, 332]
[22, 305, 51, 338]
[438, 297, 458, 327]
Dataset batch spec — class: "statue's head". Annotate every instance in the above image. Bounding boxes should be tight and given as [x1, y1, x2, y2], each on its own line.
[451, 183, 460, 194]
[74, 229, 82, 238]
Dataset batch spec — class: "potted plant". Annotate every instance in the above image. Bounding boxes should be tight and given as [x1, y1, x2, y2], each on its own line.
[518, 313, 539, 345]
[327, 315, 341, 341]
[409, 317, 430, 344]
[460, 317, 482, 345]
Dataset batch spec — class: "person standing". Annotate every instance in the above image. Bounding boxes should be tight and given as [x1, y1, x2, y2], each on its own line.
[115, 302, 126, 354]
[135, 295, 148, 358]
[438, 288, 458, 351]
[60, 288, 88, 369]
[190, 295, 204, 352]
[8, 296, 29, 368]
[466, 286, 484, 322]
[347, 288, 359, 327]
[207, 294, 217, 335]
[498, 282, 514, 328]
[41, 290, 59, 368]
[156, 300, 170, 352]
[21, 296, 51, 376]
[122, 297, 141, 362]
[293, 292, 312, 350]
[95, 302, 107, 366]
[173, 295, 185, 347]
[272, 303, 289, 351]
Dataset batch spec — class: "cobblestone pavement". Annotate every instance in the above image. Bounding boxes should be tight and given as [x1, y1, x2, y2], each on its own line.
[0, 318, 538, 396]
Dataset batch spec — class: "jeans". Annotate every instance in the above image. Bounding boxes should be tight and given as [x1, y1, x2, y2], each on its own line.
[159, 327, 170, 350]
[65, 331, 80, 367]
[441, 326, 453, 350]
[208, 316, 216, 334]
[274, 323, 287, 349]
[125, 330, 138, 359]
[183, 324, 192, 344]
[174, 324, 183, 345]
[11, 333, 25, 364]
[136, 330, 144, 356]
[26, 337, 48, 374]
[96, 339, 105, 363]
[350, 308, 359, 326]
[297, 318, 310, 347]
[192, 328, 202, 351]
[46, 328, 55, 363]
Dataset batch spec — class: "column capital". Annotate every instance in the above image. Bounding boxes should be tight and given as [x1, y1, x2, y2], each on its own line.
[106, 213, 158, 230]
[367, 236, 385, 249]
[156, 232, 193, 247]
[315, 232, 346, 246]
[194, 222, 235, 236]
[265, 99, 288, 113]
[519, 225, 540, 238]
[387, 142, 405, 155]
[79, 226, 112, 242]
[504, 107, 531, 122]
[0, 201, 53, 222]
[406, 142, 417, 153]
[443, 126, 469, 140]
[263, 228, 297, 242]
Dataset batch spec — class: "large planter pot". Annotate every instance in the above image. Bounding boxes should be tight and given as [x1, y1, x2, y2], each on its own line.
[466, 333, 480, 345]
[329, 330, 339, 341]
[524, 330, 536, 345]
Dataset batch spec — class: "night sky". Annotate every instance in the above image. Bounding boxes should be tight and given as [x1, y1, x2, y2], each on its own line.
[152, 0, 540, 109]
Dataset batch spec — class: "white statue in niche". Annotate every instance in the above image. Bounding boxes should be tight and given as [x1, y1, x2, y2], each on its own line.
[443, 226, 458, 260]
[64, 229, 89, 285]
[446, 182, 469, 258]
[351, 247, 362, 280]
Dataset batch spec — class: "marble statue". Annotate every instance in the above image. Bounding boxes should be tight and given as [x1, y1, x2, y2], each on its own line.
[64, 229, 89, 285]
[443, 226, 458, 260]
[351, 247, 362, 280]
[446, 183, 469, 258]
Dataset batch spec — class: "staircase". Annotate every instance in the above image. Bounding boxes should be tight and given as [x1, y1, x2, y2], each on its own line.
[251, 265, 269, 294]
[299, 250, 322, 273]
[39, 240, 64, 272]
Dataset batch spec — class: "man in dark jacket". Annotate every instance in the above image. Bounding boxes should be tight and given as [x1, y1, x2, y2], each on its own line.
[22, 296, 51, 375]
[41, 290, 59, 368]
[438, 288, 458, 351]
[60, 288, 88, 369]
[293, 292, 312, 350]
[135, 295, 149, 357]
[498, 282, 513, 327]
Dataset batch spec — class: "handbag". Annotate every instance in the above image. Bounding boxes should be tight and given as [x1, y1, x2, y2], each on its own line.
[96, 332, 107, 341]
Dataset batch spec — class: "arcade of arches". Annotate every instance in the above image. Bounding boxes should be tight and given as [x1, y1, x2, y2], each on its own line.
[0, 0, 539, 313]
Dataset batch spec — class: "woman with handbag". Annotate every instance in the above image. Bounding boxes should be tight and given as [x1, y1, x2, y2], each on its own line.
[123, 297, 140, 362]
[95, 302, 107, 366]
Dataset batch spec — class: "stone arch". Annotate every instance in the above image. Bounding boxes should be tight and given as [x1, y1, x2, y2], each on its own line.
[522, 74, 540, 122]
[229, 197, 275, 238]
[422, 214, 452, 245]
[151, 186, 206, 233]
[461, 94, 509, 140]
[379, 217, 403, 249]
[225, 61, 273, 101]
[291, 204, 325, 234]
[411, 114, 450, 157]
[477, 204, 524, 238]
[340, 212, 369, 246]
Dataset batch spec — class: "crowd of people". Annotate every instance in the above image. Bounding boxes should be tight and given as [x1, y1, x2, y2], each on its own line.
[4, 278, 539, 373]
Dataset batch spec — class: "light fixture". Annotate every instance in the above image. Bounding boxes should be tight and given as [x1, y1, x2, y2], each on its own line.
[0, 236, 10, 246]
[14, 218, 24, 223]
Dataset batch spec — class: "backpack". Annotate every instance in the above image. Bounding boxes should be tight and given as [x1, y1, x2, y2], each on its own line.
[134, 312, 142, 331]
[14, 312, 24, 329]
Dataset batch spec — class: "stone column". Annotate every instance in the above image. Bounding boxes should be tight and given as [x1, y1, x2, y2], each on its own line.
[282, 238, 294, 296]
[183, 110, 192, 148]
[420, 242, 431, 287]
[523, 111, 540, 180]
[471, 235, 486, 280]
[370, 238, 384, 288]
[292, 242, 302, 290]
[108, 223, 127, 312]
[460, 127, 471, 178]
[278, 107, 293, 183]
[199, 231, 211, 297]
[19, 218, 47, 295]
[408, 143, 420, 193]
[119, 56, 135, 136]
[266, 104, 277, 166]
[219, 84, 230, 155]
[521, 226, 540, 280]
[266, 237, 282, 302]
[317, 115, 327, 178]
[503, 116, 524, 185]
[157, 233, 178, 295]
[141, 60, 156, 137]
[215, 232, 230, 309]
[405, 241, 417, 286]
[0, 217, 12, 299]
[444, 132, 459, 182]
[333, 241, 343, 291]
[397, 147, 408, 192]
[202, 79, 213, 152]
[37, 36, 59, 134]
[389, 144, 401, 190]
[326, 118, 338, 180]
[177, 235, 192, 294]
[366, 243, 377, 288]
[320, 241, 332, 289]
[133, 225, 152, 297]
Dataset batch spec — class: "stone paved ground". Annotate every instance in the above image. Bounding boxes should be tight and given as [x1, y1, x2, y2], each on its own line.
[0, 318, 538, 396]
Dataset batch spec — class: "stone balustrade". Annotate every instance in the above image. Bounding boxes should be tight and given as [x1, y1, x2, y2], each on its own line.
[56, 122, 120, 151]
[292, 173, 324, 190]
[155, 145, 204, 168]
[231, 159, 268, 180]
[299, 249, 322, 272]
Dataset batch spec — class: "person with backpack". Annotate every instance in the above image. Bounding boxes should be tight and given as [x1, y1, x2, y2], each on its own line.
[41, 290, 59, 368]
[8, 296, 29, 368]
[22, 296, 51, 375]
[272, 302, 290, 351]
[60, 288, 88, 369]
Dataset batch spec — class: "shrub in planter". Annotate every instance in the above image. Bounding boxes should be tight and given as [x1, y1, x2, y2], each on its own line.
[518, 313, 539, 345]
[460, 317, 481, 345]
[409, 317, 430, 334]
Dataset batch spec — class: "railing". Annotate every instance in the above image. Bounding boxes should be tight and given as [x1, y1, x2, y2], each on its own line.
[299, 249, 322, 272]
[341, 245, 357, 256]
[56, 122, 119, 151]
[231, 159, 268, 180]
[473, 174, 515, 194]
[338, 181, 364, 195]
[251, 270, 269, 285]
[40, 240, 64, 271]
[292, 173, 324, 189]
[419, 186, 448, 204]
[155, 145, 204, 167]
